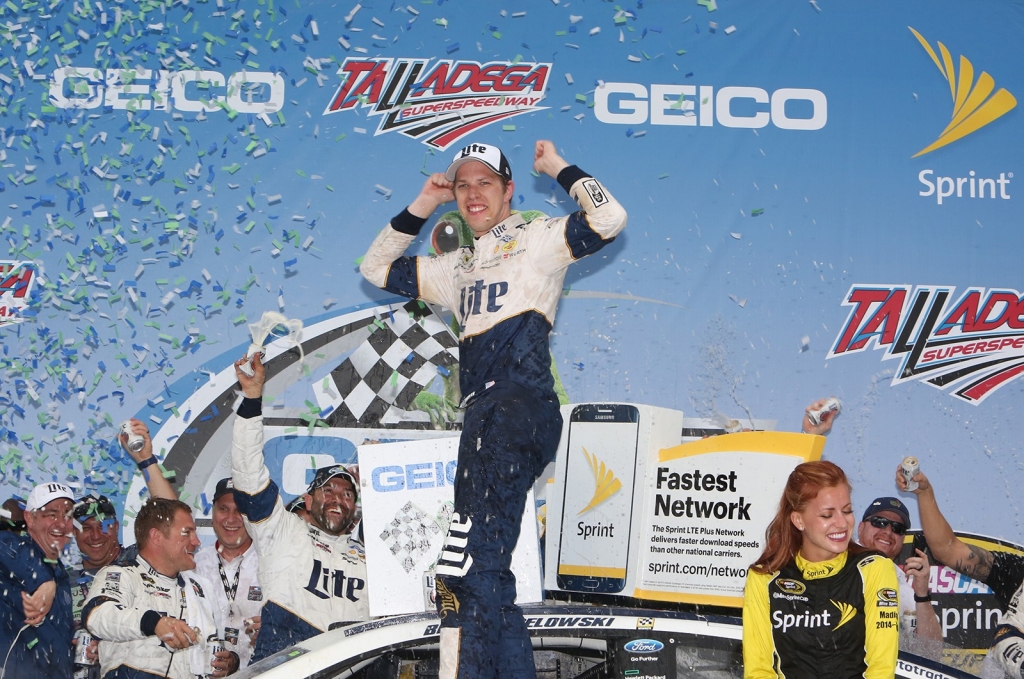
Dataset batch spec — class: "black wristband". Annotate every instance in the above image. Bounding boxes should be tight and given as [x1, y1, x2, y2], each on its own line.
[137, 456, 159, 471]
[140, 610, 162, 636]
[914, 593, 932, 602]
[237, 396, 263, 419]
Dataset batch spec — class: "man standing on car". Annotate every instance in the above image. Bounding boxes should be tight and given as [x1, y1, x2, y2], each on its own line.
[360, 140, 627, 679]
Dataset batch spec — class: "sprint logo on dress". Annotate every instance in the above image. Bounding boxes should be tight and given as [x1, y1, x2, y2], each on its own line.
[459, 280, 508, 317]
[828, 285, 1024, 404]
[908, 28, 1017, 158]
[772, 607, 833, 633]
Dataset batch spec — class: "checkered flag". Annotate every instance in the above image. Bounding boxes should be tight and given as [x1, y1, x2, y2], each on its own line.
[378, 501, 444, 573]
[319, 300, 458, 427]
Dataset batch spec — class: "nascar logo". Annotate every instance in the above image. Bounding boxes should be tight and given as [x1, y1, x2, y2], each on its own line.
[828, 285, 1024, 404]
[323, 57, 550, 149]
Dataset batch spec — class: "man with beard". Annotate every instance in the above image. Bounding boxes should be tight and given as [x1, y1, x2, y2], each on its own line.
[0, 482, 75, 678]
[69, 418, 179, 677]
[194, 478, 262, 671]
[230, 353, 367, 661]
[857, 497, 942, 659]
[82, 497, 224, 679]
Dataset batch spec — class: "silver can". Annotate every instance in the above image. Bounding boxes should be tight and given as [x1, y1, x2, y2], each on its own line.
[120, 420, 145, 453]
[901, 456, 920, 491]
[423, 569, 437, 612]
[209, 638, 226, 672]
[74, 628, 96, 666]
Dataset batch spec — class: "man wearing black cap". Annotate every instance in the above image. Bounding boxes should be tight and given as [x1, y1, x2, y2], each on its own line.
[361, 140, 627, 679]
[858, 497, 942, 658]
[194, 478, 262, 671]
[0, 481, 75, 678]
[230, 358, 367, 662]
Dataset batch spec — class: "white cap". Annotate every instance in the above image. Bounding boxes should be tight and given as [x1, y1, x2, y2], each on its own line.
[445, 142, 512, 183]
[25, 482, 75, 512]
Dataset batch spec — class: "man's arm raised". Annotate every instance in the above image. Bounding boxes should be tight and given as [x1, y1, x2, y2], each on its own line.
[121, 419, 177, 500]
[896, 464, 994, 582]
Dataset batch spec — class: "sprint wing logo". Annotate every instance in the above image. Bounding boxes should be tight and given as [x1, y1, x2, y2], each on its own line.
[576, 446, 622, 515]
[830, 600, 857, 630]
[324, 58, 550, 150]
[828, 284, 1024, 404]
[909, 27, 1017, 157]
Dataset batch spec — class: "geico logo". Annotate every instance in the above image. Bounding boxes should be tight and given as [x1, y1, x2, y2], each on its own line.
[49, 67, 285, 114]
[772, 608, 832, 633]
[594, 82, 827, 130]
[371, 461, 458, 492]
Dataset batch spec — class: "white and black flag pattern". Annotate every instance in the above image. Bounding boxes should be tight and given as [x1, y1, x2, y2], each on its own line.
[319, 300, 459, 427]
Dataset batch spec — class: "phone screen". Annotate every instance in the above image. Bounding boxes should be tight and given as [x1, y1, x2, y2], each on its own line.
[556, 404, 640, 593]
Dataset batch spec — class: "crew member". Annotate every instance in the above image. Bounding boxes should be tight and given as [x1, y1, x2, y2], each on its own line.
[0, 482, 75, 679]
[857, 496, 942, 658]
[896, 465, 1024, 677]
[194, 478, 263, 670]
[70, 418, 178, 677]
[82, 497, 226, 678]
[360, 139, 627, 679]
[231, 355, 368, 662]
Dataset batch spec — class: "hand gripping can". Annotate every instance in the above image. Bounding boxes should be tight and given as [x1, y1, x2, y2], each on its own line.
[74, 628, 96, 666]
[901, 456, 920, 492]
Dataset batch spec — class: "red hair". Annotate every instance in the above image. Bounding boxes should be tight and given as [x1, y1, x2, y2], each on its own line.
[751, 460, 854, 574]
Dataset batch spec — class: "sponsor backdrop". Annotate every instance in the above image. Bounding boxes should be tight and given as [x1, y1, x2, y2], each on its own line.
[0, 0, 1021, 653]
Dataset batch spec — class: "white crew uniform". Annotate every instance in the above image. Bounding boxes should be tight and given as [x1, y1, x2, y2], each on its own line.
[193, 544, 262, 669]
[230, 412, 369, 662]
[82, 555, 220, 679]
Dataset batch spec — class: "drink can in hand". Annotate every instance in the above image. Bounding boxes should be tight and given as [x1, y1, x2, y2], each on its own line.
[901, 456, 920, 492]
[74, 628, 96, 665]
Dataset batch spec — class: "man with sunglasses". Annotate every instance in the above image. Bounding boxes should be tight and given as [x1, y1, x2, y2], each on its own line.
[858, 497, 942, 658]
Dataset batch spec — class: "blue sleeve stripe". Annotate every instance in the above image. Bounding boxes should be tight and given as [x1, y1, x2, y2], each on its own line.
[563, 212, 614, 260]
[383, 257, 421, 299]
[234, 479, 280, 523]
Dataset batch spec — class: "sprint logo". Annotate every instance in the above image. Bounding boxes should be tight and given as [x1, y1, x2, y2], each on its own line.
[576, 447, 622, 515]
[909, 27, 1017, 157]
[771, 603, 858, 633]
[831, 600, 857, 630]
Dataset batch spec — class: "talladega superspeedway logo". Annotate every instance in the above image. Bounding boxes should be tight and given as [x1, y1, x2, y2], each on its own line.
[0, 261, 39, 327]
[323, 58, 550, 150]
[828, 285, 1024, 404]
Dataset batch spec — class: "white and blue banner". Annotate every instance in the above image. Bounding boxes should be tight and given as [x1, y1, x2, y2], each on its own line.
[0, 0, 1021, 624]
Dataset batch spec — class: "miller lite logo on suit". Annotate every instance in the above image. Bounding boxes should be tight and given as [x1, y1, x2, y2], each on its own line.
[323, 57, 551, 150]
[829, 285, 1024, 404]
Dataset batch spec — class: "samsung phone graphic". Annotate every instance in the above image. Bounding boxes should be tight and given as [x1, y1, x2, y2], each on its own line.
[557, 404, 641, 593]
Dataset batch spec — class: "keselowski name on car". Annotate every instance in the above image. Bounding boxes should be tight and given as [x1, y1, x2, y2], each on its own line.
[524, 616, 616, 628]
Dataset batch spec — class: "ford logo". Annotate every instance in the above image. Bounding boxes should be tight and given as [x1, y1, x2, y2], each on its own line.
[623, 639, 664, 653]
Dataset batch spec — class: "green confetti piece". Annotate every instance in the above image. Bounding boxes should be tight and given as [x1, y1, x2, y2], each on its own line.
[502, 124, 516, 131]
[751, 208, 765, 216]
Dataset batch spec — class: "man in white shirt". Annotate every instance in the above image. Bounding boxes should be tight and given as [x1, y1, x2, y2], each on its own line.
[194, 478, 263, 669]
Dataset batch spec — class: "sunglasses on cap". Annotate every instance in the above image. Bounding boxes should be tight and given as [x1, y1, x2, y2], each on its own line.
[868, 516, 907, 535]
[73, 495, 117, 521]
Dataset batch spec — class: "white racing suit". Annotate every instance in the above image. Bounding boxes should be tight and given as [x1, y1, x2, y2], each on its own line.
[82, 555, 220, 679]
[360, 165, 627, 679]
[231, 409, 369, 662]
[973, 552, 1024, 678]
